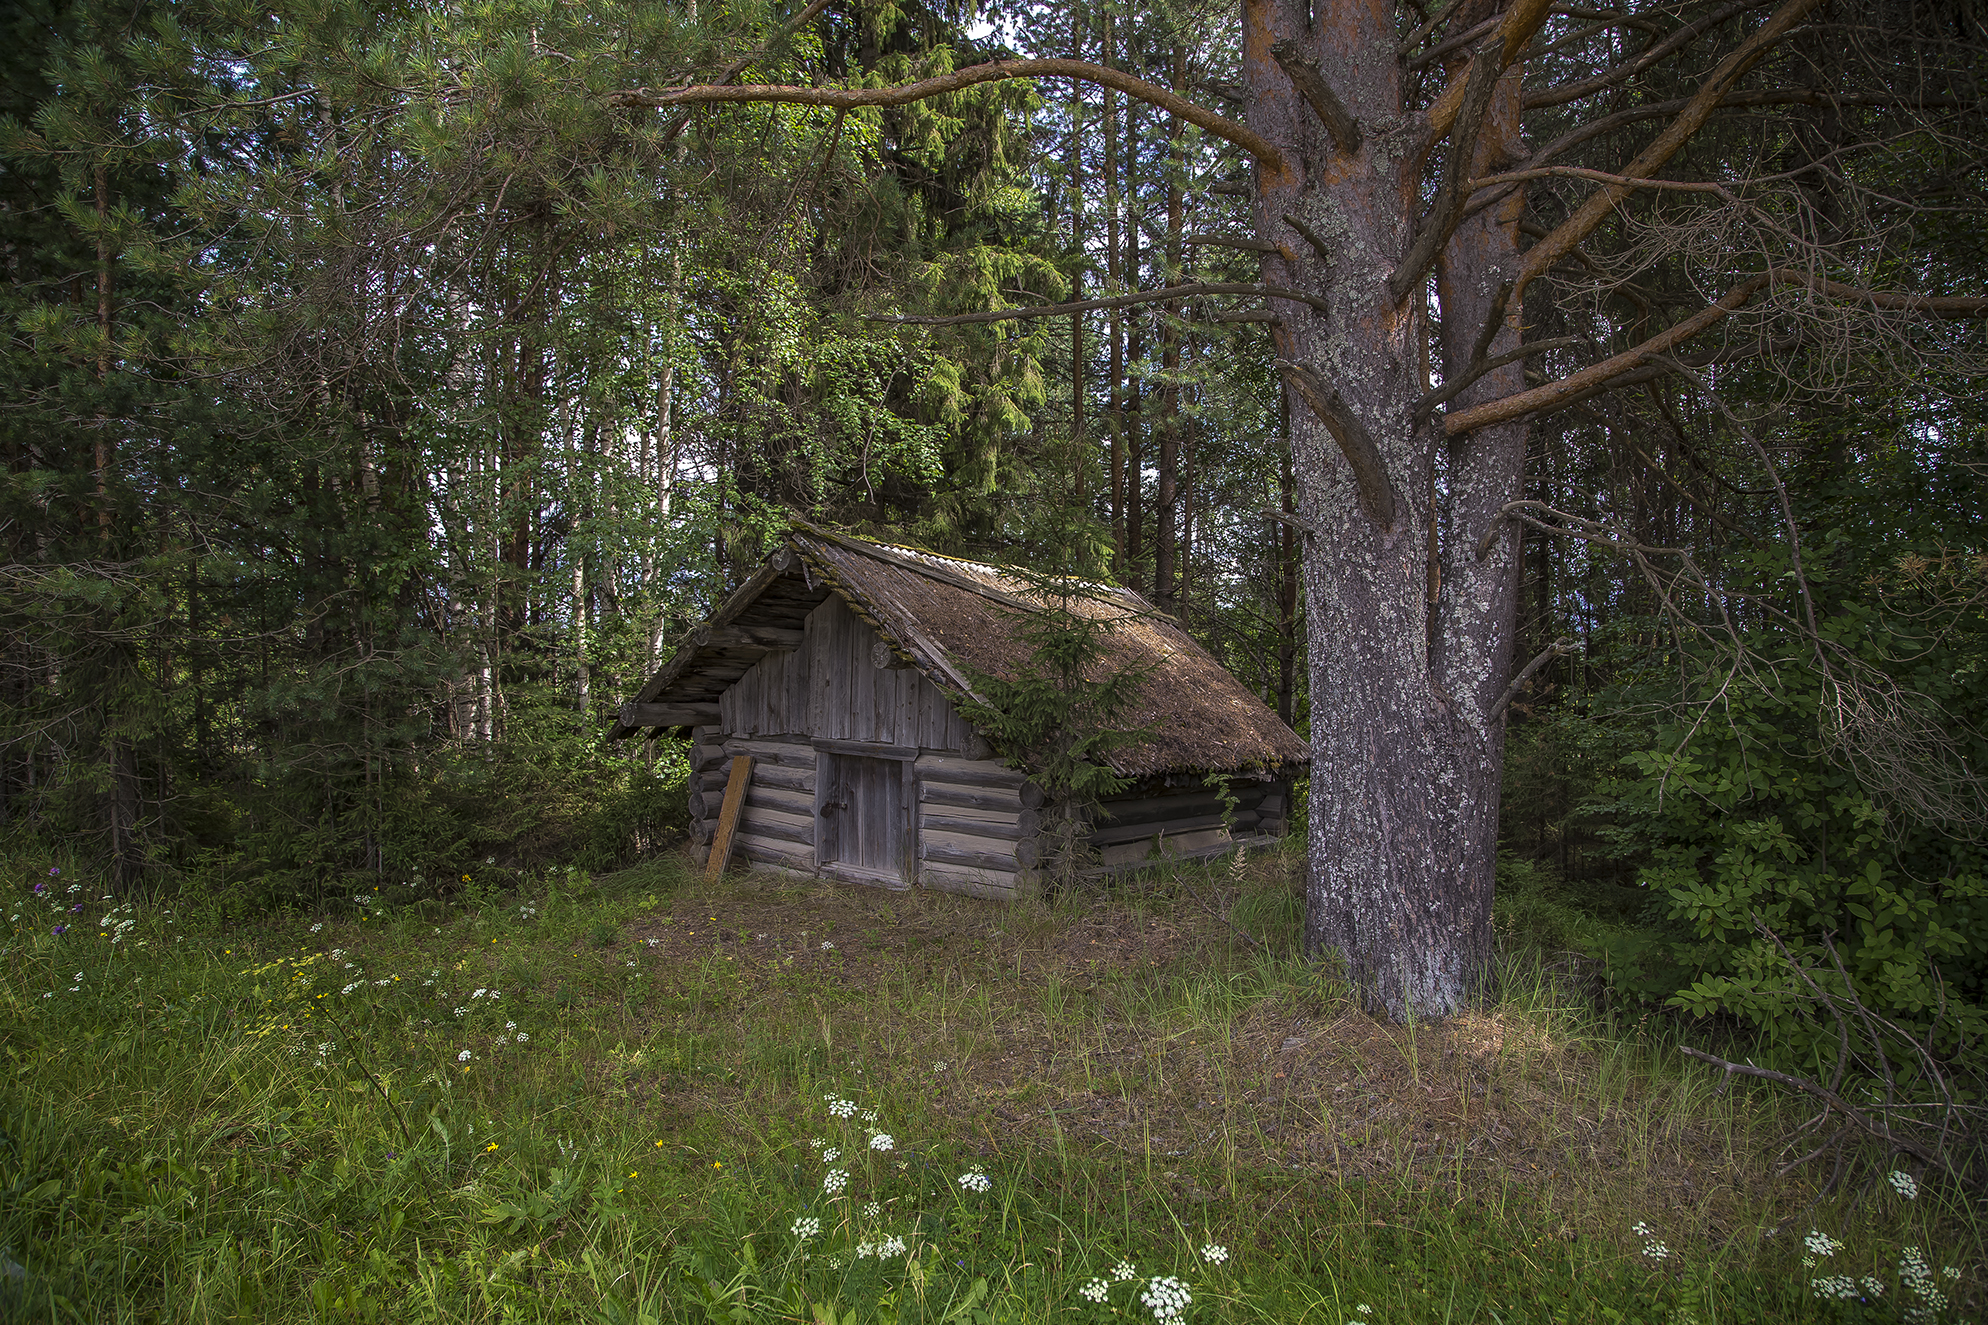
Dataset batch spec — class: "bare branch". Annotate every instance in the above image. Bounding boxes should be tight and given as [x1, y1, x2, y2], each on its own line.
[1416, 336, 1581, 417]
[1276, 359, 1400, 528]
[661, 0, 835, 144]
[1468, 165, 1738, 197]
[1270, 40, 1362, 155]
[1522, 0, 1772, 109]
[1509, 0, 1829, 309]
[1261, 506, 1325, 537]
[1446, 273, 1772, 434]
[1678, 1047, 1960, 1177]
[609, 59, 1289, 177]
[1489, 640, 1577, 722]
[1184, 232, 1279, 254]
[1448, 265, 1987, 434]
[1390, 0, 1556, 305]
[1282, 212, 1336, 262]
[864, 282, 1330, 327]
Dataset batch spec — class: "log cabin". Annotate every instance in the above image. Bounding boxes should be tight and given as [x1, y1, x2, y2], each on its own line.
[608, 522, 1310, 900]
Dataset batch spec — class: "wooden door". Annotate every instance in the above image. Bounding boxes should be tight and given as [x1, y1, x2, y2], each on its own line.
[819, 754, 904, 882]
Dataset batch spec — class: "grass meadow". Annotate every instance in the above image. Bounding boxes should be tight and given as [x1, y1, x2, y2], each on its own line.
[0, 843, 1978, 1323]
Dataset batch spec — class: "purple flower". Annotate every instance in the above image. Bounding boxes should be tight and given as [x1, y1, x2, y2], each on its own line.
[33, 882, 46, 895]
[68, 903, 83, 914]
[48, 867, 59, 876]
[52, 925, 67, 935]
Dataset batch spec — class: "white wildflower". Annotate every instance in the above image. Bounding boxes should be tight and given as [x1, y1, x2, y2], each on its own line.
[1888, 1170, 1919, 1200]
[1111, 1259, 1137, 1282]
[823, 1169, 848, 1195]
[1140, 1275, 1191, 1321]
[457, 1049, 472, 1062]
[863, 1201, 880, 1219]
[869, 1133, 894, 1152]
[822, 1147, 841, 1164]
[877, 1235, 907, 1257]
[1079, 1278, 1110, 1304]
[1802, 1230, 1843, 1267]
[790, 1215, 821, 1239]
[310, 923, 323, 933]
[1200, 1243, 1229, 1265]
[828, 1098, 857, 1118]
[958, 1170, 991, 1193]
[1811, 1276, 1858, 1301]
[861, 1109, 878, 1123]
[821, 941, 836, 950]
[515, 1032, 529, 1043]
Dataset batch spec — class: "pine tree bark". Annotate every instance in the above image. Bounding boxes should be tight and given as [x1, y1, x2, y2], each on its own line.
[1244, 0, 1529, 1018]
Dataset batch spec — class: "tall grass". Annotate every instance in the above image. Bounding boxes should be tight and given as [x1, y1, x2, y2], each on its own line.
[0, 847, 1976, 1322]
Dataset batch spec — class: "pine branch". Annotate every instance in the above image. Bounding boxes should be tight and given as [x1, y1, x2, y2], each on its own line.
[609, 59, 1288, 176]
[864, 283, 1330, 326]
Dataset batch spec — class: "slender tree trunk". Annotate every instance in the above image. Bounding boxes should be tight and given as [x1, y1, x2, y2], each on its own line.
[1103, 11, 1124, 576]
[1276, 390, 1299, 727]
[1154, 45, 1184, 614]
[1123, 88, 1144, 590]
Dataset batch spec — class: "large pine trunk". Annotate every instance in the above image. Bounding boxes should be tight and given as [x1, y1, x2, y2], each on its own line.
[1243, 0, 1531, 1020]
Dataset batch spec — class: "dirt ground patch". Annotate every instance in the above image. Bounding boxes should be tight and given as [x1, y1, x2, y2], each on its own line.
[598, 850, 1787, 1245]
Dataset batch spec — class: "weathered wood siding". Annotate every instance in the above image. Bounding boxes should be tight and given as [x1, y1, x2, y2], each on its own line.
[693, 598, 1046, 899]
[717, 645, 810, 738]
[803, 597, 974, 750]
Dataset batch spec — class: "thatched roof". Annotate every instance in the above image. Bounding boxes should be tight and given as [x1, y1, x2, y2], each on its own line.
[611, 522, 1310, 779]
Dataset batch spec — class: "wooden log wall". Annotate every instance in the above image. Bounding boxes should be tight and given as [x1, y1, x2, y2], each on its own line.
[914, 753, 1038, 900]
[1087, 778, 1288, 868]
[688, 594, 1303, 896]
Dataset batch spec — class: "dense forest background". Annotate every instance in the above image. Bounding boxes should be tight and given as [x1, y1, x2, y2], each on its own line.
[2, 0, 1982, 1044]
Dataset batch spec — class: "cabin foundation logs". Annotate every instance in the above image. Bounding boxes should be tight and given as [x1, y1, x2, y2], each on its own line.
[685, 727, 1287, 896]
